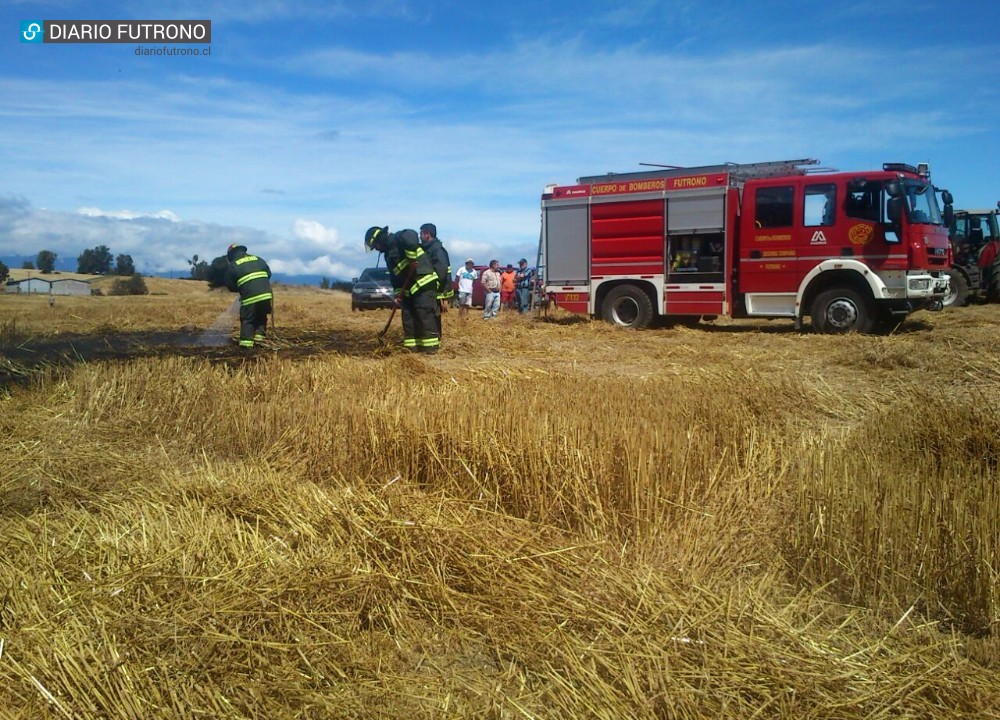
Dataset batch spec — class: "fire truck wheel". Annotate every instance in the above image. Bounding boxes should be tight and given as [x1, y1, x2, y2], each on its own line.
[810, 287, 875, 334]
[602, 285, 653, 329]
[942, 269, 968, 308]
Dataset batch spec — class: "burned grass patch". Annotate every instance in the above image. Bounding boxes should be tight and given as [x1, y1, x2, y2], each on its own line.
[0, 326, 400, 391]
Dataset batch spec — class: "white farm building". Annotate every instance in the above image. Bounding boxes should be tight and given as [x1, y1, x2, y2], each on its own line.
[4, 277, 92, 295]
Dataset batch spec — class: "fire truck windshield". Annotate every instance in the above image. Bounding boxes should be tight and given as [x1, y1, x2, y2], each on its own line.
[902, 180, 944, 225]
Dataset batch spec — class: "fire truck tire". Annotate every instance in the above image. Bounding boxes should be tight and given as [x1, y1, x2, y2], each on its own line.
[942, 268, 968, 308]
[602, 285, 653, 329]
[810, 287, 876, 334]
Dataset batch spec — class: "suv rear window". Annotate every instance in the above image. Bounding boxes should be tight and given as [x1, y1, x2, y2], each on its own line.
[359, 268, 391, 283]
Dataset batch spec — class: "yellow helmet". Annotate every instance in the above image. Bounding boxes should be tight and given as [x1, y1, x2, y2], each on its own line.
[364, 226, 389, 253]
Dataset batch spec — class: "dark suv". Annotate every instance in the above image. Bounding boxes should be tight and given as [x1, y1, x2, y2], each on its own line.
[351, 267, 394, 311]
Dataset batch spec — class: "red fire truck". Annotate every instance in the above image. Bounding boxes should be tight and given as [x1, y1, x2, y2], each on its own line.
[540, 159, 950, 333]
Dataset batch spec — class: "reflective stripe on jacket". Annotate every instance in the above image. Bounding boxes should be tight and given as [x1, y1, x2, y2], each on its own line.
[385, 229, 438, 297]
[226, 252, 273, 306]
[423, 237, 453, 300]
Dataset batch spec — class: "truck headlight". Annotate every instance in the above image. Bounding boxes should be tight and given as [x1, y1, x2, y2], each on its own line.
[908, 278, 930, 291]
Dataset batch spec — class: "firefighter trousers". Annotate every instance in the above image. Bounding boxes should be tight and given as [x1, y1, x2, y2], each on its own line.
[239, 299, 271, 347]
[401, 290, 441, 352]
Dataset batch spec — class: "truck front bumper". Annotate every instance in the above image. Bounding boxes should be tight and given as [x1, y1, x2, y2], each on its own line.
[905, 272, 950, 298]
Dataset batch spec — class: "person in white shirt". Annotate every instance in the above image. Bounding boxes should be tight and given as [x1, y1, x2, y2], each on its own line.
[455, 258, 479, 319]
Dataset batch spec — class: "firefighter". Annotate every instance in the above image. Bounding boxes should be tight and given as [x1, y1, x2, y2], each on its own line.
[365, 225, 442, 352]
[419, 222, 453, 327]
[224, 243, 273, 349]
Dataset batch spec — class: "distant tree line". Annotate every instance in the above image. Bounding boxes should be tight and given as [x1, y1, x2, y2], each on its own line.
[320, 277, 352, 292]
[12, 250, 353, 292]
[23, 246, 137, 276]
[77, 245, 135, 276]
[187, 254, 229, 287]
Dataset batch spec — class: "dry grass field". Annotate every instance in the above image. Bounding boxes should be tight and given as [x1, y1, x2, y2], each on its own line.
[1, 280, 998, 719]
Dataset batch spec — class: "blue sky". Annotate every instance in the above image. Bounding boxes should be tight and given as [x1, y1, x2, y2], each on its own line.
[2, 0, 998, 280]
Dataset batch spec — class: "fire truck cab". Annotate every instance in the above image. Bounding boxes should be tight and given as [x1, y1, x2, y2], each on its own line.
[541, 159, 950, 333]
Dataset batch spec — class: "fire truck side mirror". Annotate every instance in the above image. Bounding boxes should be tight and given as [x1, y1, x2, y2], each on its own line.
[939, 189, 954, 227]
[887, 197, 903, 224]
[885, 180, 902, 198]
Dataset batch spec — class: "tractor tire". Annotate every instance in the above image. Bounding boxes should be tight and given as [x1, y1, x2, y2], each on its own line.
[989, 257, 1000, 303]
[810, 287, 876, 334]
[602, 285, 654, 329]
[942, 268, 969, 308]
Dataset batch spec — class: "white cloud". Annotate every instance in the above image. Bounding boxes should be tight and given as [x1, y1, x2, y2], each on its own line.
[77, 207, 182, 222]
[291, 218, 343, 253]
[268, 255, 354, 279]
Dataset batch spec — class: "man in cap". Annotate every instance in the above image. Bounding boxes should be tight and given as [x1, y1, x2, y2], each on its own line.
[223, 243, 273, 349]
[515, 257, 536, 313]
[365, 225, 442, 352]
[454, 257, 479, 319]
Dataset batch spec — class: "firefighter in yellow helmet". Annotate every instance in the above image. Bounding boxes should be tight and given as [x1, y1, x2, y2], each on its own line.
[223, 243, 273, 349]
[365, 225, 442, 352]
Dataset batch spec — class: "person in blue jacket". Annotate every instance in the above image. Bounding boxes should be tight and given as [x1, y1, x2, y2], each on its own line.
[515, 258, 535, 313]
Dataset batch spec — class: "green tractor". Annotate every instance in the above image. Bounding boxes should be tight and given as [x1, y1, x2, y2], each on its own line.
[940, 194, 1000, 307]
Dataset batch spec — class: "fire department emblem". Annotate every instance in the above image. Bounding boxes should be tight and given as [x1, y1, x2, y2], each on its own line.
[848, 223, 874, 246]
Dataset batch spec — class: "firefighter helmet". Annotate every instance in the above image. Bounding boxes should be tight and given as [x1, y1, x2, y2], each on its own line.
[227, 243, 247, 260]
[364, 226, 389, 253]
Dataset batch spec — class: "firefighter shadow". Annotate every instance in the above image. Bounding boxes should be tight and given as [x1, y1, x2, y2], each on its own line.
[535, 315, 596, 326]
[0, 327, 385, 390]
[535, 314, 935, 334]
[534, 315, 802, 332]
[674, 317, 935, 335]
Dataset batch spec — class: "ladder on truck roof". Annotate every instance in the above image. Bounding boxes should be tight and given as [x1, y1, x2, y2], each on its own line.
[577, 158, 821, 185]
[727, 158, 821, 181]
